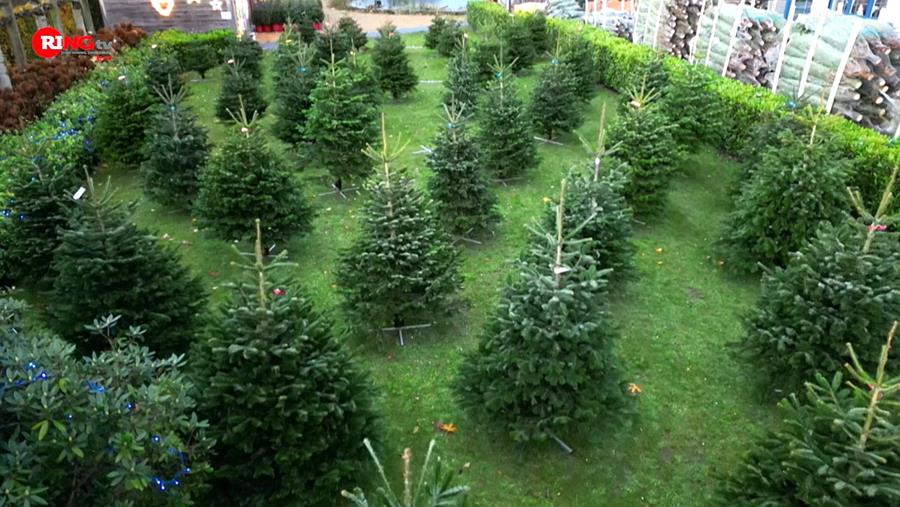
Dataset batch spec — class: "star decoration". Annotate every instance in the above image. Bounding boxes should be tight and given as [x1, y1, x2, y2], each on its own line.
[209, 0, 222, 10]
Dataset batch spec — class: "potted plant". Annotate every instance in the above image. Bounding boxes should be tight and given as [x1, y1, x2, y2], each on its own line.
[271, 1, 285, 31]
[252, 3, 272, 32]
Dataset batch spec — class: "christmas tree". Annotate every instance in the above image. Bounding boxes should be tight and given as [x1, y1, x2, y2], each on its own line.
[473, 35, 505, 82]
[2, 145, 80, 284]
[140, 82, 211, 207]
[425, 15, 449, 50]
[144, 48, 184, 96]
[306, 55, 379, 186]
[94, 71, 155, 165]
[529, 51, 583, 140]
[640, 52, 669, 99]
[720, 121, 850, 270]
[48, 177, 206, 356]
[347, 49, 382, 105]
[455, 180, 625, 442]
[526, 11, 549, 54]
[443, 34, 480, 111]
[226, 35, 263, 79]
[477, 58, 538, 180]
[215, 59, 267, 121]
[196, 106, 313, 242]
[315, 24, 352, 64]
[721, 323, 900, 506]
[427, 103, 500, 236]
[272, 42, 318, 145]
[607, 84, 679, 216]
[436, 20, 464, 58]
[560, 34, 598, 102]
[272, 21, 304, 89]
[193, 220, 379, 506]
[501, 16, 537, 71]
[371, 23, 418, 99]
[338, 15, 368, 51]
[740, 170, 900, 393]
[337, 115, 462, 334]
[658, 63, 722, 149]
[546, 0, 583, 19]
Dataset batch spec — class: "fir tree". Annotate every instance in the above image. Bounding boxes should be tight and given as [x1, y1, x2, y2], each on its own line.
[94, 71, 155, 165]
[455, 180, 625, 442]
[435, 20, 464, 58]
[526, 11, 549, 54]
[529, 52, 582, 140]
[2, 145, 80, 284]
[640, 51, 669, 98]
[144, 48, 184, 96]
[337, 116, 462, 333]
[215, 59, 267, 121]
[196, 107, 313, 242]
[658, 63, 722, 150]
[427, 103, 500, 236]
[227, 35, 264, 79]
[477, 58, 538, 180]
[607, 84, 679, 216]
[315, 25, 352, 64]
[443, 34, 480, 111]
[48, 177, 205, 356]
[425, 15, 449, 50]
[721, 123, 850, 270]
[306, 56, 378, 185]
[721, 324, 900, 506]
[140, 82, 210, 207]
[501, 17, 537, 71]
[560, 34, 597, 102]
[194, 220, 379, 506]
[338, 15, 368, 51]
[371, 23, 418, 99]
[740, 171, 900, 393]
[273, 42, 318, 145]
[346, 49, 382, 105]
[473, 35, 505, 82]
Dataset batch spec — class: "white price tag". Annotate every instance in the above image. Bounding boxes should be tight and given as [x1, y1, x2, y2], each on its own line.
[73, 187, 86, 200]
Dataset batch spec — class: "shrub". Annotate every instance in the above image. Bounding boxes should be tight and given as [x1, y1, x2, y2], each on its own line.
[0, 56, 94, 133]
[148, 29, 234, 79]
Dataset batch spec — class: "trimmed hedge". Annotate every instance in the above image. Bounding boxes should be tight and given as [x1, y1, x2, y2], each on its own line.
[145, 29, 235, 78]
[467, 1, 894, 209]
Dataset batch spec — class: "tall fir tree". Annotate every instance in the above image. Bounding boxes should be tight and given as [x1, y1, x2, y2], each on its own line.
[272, 42, 318, 145]
[455, 180, 625, 442]
[443, 34, 480, 111]
[196, 107, 313, 241]
[141, 82, 210, 207]
[720, 122, 850, 270]
[658, 63, 722, 150]
[427, 103, 500, 236]
[607, 84, 679, 216]
[48, 177, 206, 356]
[194, 220, 379, 507]
[337, 15, 368, 51]
[559, 34, 598, 102]
[721, 324, 900, 506]
[371, 23, 418, 99]
[526, 11, 549, 54]
[306, 55, 379, 186]
[740, 171, 900, 394]
[315, 25, 352, 64]
[94, 70, 155, 165]
[347, 49, 382, 105]
[477, 58, 538, 180]
[216, 59, 267, 121]
[529, 51, 583, 140]
[337, 116, 462, 333]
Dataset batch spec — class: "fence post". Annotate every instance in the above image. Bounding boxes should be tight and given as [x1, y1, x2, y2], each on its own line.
[70, 0, 88, 33]
[76, 0, 96, 32]
[46, 0, 64, 31]
[0, 45, 11, 89]
[2, 0, 28, 69]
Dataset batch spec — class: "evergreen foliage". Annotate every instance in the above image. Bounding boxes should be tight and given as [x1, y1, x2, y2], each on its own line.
[0, 300, 213, 507]
[371, 23, 418, 99]
[443, 35, 480, 111]
[94, 71, 155, 165]
[455, 180, 625, 442]
[740, 172, 900, 393]
[658, 64, 722, 149]
[338, 15, 368, 50]
[194, 221, 378, 507]
[501, 17, 537, 71]
[734, 108, 815, 188]
[546, 0, 583, 19]
[306, 57, 379, 184]
[315, 25, 352, 64]
[560, 34, 598, 101]
[425, 15, 449, 49]
[473, 35, 504, 82]
[436, 20, 464, 58]
[216, 59, 267, 121]
[144, 48, 184, 96]
[196, 110, 313, 241]
[140, 83, 210, 207]
[427, 103, 500, 236]
[347, 50, 382, 104]
[721, 126, 851, 270]
[48, 178, 206, 355]
[273, 42, 318, 145]
[226, 36, 263, 79]
[477, 59, 538, 179]
[607, 85, 679, 216]
[337, 117, 462, 332]
[526, 11, 549, 54]
[640, 52, 669, 98]
[529, 57, 582, 140]
[721, 327, 900, 506]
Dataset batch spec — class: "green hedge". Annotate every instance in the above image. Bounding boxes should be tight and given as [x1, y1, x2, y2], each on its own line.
[467, 1, 894, 208]
[146, 29, 235, 78]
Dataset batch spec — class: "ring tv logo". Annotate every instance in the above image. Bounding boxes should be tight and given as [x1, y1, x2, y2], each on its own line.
[32, 26, 113, 59]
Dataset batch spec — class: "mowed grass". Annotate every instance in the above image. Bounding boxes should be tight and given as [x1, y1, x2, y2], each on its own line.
[97, 33, 773, 506]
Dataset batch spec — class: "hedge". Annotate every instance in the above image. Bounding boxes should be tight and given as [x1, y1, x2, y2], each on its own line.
[467, 1, 895, 209]
[145, 29, 235, 78]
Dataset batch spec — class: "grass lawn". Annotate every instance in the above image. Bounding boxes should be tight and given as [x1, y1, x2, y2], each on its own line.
[98, 33, 773, 506]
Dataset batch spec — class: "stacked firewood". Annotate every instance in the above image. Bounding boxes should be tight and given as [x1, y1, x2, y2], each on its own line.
[693, 4, 784, 87]
[584, 10, 635, 40]
[633, 0, 705, 58]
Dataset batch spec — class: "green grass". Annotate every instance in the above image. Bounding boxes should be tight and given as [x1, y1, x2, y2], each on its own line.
[96, 34, 772, 505]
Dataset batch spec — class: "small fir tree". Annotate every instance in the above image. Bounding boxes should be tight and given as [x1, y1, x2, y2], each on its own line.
[347, 49, 383, 105]
[273, 42, 318, 145]
[721, 324, 900, 506]
[196, 107, 313, 241]
[658, 63, 722, 150]
[477, 58, 538, 179]
[315, 25, 352, 64]
[427, 103, 500, 236]
[640, 51, 669, 98]
[721, 122, 851, 270]
[425, 15, 449, 49]
[740, 171, 900, 393]
[144, 48, 184, 96]
[227, 35, 263, 79]
[371, 23, 418, 99]
[94, 71, 155, 165]
[436, 20, 464, 58]
[501, 17, 537, 71]
[140, 82, 211, 207]
[337, 116, 462, 333]
[526, 11, 549, 54]
[529, 51, 583, 140]
[194, 221, 379, 506]
[560, 34, 597, 101]
[272, 21, 304, 90]
[306, 56, 379, 186]
[216, 59, 267, 121]
[338, 15, 368, 50]
[473, 35, 505, 82]
[443, 34, 480, 111]
[454, 180, 625, 442]
[48, 177, 206, 355]
[607, 84, 679, 216]
[734, 108, 816, 189]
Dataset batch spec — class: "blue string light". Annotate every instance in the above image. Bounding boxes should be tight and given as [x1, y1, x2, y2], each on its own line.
[298, 66, 306, 73]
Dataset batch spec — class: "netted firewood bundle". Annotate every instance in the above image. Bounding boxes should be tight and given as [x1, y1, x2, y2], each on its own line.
[633, 0, 706, 58]
[584, 10, 635, 40]
[775, 15, 900, 135]
[693, 4, 784, 86]
[547, 0, 584, 20]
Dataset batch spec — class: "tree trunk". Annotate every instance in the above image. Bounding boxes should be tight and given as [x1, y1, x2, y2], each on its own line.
[0, 46, 12, 90]
[3, 0, 27, 69]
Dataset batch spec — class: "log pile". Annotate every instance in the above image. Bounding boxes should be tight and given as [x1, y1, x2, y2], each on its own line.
[693, 4, 784, 87]
[633, 0, 705, 58]
[584, 10, 635, 40]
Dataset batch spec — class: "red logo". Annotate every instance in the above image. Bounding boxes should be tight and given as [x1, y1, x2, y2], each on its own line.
[32, 26, 97, 58]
